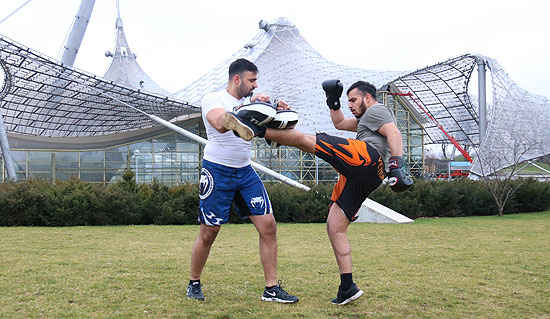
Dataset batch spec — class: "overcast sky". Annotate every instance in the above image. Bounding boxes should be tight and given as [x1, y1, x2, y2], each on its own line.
[1, 0, 549, 98]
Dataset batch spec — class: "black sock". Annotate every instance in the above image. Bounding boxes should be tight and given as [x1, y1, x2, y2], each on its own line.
[265, 285, 277, 290]
[189, 279, 200, 286]
[340, 273, 353, 291]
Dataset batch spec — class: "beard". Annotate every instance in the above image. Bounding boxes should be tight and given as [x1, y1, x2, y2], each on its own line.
[238, 83, 253, 99]
[355, 100, 367, 118]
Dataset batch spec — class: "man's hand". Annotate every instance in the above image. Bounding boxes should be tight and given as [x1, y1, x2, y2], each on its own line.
[273, 99, 290, 110]
[387, 156, 413, 193]
[251, 93, 270, 103]
[322, 79, 343, 110]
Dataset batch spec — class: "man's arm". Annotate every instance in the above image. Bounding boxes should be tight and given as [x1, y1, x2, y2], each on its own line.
[322, 79, 357, 132]
[330, 109, 358, 132]
[378, 122, 413, 193]
[377, 122, 402, 156]
[206, 108, 229, 133]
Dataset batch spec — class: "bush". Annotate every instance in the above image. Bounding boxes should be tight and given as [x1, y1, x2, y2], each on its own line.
[156, 183, 200, 225]
[0, 179, 56, 226]
[0, 176, 548, 226]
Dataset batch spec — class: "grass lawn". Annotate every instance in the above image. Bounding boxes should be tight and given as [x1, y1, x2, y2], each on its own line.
[1, 212, 549, 318]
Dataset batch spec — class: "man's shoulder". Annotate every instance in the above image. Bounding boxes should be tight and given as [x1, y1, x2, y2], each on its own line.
[366, 103, 392, 115]
[370, 103, 389, 110]
[202, 90, 225, 102]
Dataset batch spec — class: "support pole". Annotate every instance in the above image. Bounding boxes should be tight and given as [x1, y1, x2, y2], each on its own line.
[476, 57, 487, 143]
[61, 0, 96, 67]
[0, 111, 17, 181]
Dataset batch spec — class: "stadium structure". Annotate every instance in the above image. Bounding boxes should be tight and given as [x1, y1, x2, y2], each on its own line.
[1, 1, 549, 185]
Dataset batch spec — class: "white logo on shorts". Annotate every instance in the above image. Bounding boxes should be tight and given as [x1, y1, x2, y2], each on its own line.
[199, 168, 214, 200]
[250, 196, 265, 208]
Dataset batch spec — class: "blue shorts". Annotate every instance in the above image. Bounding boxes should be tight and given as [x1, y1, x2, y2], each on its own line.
[199, 159, 273, 226]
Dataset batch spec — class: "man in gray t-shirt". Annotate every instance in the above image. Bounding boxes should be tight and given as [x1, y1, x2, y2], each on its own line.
[225, 79, 412, 305]
[356, 102, 395, 171]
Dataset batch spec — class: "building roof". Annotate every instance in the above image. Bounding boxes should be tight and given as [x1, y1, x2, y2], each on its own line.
[0, 34, 198, 138]
[174, 17, 406, 139]
[103, 17, 171, 96]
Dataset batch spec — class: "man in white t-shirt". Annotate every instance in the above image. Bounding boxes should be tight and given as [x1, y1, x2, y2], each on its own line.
[187, 58, 299, 303]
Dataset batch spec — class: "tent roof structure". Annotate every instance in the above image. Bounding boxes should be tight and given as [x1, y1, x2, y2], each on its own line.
[103, 17, 171, 96]
[174, 18, 479, 145]
[174, 17, 406, 139]
[0, 34, 198, 138]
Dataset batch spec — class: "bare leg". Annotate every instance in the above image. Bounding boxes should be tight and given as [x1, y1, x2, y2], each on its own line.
[190, 223, 221, 280]
[326, 203, 352, 274]
[264, 128, 316, 154]
[250, 214, 278, 287]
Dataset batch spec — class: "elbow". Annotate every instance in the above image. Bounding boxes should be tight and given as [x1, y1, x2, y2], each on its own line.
[213, 123, 228, 133]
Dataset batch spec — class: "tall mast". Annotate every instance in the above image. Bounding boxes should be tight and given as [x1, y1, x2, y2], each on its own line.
[61, 0, 96, 67]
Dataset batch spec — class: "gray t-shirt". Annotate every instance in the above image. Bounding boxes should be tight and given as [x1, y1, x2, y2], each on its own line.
[356, 103, 396, 172]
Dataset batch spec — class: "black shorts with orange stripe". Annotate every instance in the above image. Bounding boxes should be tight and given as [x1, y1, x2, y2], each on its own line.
[315, 133, 385, 221]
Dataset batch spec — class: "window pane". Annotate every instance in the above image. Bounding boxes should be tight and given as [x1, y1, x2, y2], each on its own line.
[81, 150, 104, 162]
[55, 172, 79, 181]
[105, 162, 126, 169]
[11, 151, 26, 161]
[80, 171, 105, 183]
[28, 172, 51, 179]
[55, 152, 78, 162]
[28, 162, 51, 171]
[106, 145, 129, 152]
[28, 151, 51, 161]
[105, 152, 127, 162]
[129, 140, 152, 152]
[80, 162, 104, 169]
[55, 162, 79, 169]
[177, 142, 199, 152]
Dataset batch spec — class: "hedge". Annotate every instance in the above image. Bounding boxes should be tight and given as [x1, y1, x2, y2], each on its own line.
[0, 171, 548, 226]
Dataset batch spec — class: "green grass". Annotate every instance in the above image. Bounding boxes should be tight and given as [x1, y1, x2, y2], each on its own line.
[1, 212, 549, 319]
[501, 161, 550, 174]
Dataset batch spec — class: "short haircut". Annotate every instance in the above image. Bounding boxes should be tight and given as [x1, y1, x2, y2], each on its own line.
[228, 58, 258, 79]
[347, 81, 377, 99]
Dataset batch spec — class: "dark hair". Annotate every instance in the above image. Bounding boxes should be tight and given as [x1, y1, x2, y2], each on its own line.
[228, 58, 258, 79]
[347, 81, 377, 98]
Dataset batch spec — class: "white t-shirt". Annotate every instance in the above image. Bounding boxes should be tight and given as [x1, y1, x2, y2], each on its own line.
[202, 89, 252, 168]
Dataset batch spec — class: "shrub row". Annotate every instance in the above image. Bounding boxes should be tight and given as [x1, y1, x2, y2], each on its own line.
[0, 171, 548, 226]
[370, 178, 550, 218]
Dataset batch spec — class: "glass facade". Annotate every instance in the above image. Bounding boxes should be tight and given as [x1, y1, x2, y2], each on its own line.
[4, 122, 204, 185]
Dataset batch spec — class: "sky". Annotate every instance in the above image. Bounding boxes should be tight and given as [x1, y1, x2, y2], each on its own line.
[1, 0, 549, 98]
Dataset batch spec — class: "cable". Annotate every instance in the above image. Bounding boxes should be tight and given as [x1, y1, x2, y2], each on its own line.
[0, 0, 33, 25]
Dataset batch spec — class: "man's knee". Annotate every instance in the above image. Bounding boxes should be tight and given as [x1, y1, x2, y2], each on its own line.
[252, 214, 277, 239]
[327, 204, 350, 235]
[198, 225, 220, 245]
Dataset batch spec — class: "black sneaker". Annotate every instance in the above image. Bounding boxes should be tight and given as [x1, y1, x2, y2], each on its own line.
[222, 112, 265, 141]
[331, 283, 363, 305]
[261, 284, 299, 303]
[187, 282, 205, 301]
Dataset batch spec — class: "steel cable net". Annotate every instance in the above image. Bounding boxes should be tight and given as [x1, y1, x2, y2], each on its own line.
[391, 54, 479, 146]
[0, 35, 199, 138]
[174, 18, 484, 147]
[175, 17, 406, 138]
[470, 56, 550, 176]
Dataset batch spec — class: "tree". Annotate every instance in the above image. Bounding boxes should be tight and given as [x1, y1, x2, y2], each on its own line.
[473, 118, 546, 216]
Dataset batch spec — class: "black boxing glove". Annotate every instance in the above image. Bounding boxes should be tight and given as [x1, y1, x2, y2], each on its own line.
[322, 79, 343, 110]
[387, 156, 413, 193]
